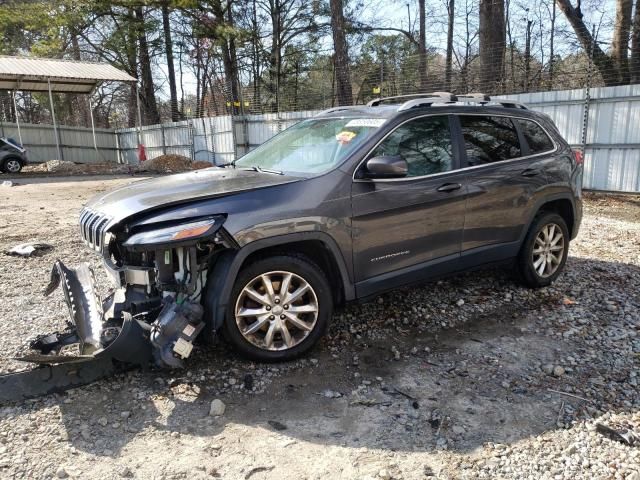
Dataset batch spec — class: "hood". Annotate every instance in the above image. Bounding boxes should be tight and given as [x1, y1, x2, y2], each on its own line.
[86, 168, 301, 223]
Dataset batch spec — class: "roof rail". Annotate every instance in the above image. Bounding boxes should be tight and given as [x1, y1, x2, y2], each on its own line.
[458, 93, 491, 103]
[367, 92, 457, 107]
[491, 97, 528, 109]
[397, 94, 460, 111]
[316, 105, 362, 116]
[458, 93, 528, 109]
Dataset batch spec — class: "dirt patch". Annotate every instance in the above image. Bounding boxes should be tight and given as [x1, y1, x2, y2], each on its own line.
[21, 155, 215, 177]
[137, 154, 194, 173]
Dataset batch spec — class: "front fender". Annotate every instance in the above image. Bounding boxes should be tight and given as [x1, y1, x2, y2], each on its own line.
[203, 232, 355, 332]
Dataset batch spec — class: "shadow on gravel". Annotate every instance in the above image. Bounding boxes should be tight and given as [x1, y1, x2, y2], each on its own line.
[12, 256, 640, 458]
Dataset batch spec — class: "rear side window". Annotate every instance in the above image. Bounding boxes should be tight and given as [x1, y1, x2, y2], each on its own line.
[459, 115, 521, 165]
[518, 119, 555, 154]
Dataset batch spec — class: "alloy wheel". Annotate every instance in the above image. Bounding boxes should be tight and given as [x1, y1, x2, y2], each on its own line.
[4, 159, 21, 173]
[234, 270, 319, 351]
[531, 223, 565, 278]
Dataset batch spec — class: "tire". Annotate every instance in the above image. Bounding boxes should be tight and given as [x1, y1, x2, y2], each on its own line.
[3, 157, 23, 174]
[223, 255, 333, 361]
[517, 212, 570, 288]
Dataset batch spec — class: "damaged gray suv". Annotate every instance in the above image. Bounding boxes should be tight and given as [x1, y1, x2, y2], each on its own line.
[37, 93, 583, 368]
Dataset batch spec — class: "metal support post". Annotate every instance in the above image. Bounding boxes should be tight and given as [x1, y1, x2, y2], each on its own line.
[12, 90, 23, 146]
[48, 79, 62, 160]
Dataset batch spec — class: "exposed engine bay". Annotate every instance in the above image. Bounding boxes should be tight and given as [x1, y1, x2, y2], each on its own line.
[25, 209, 232, 370]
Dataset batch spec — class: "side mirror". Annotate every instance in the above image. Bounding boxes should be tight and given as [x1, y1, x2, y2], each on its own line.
[364, 155, 408, 179]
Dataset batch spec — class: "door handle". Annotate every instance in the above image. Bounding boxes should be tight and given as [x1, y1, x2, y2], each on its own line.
[521, 168, 540, 177]
[437, 182, 462, 192]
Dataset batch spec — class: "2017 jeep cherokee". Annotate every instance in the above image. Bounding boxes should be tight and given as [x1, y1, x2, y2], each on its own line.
[34, 93, 583, 367]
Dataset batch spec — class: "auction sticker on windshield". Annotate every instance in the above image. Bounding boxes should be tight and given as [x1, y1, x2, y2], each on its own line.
[345, 118, 387, 128]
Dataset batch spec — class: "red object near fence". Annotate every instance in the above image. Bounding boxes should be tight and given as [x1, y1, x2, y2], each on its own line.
[138, 144, 146, 162]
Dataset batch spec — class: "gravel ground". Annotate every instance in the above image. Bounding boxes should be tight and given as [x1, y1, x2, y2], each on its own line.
[0, 178, 639, 480]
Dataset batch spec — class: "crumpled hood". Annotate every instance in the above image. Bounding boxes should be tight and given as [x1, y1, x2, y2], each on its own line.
[85, 168, 301, 223]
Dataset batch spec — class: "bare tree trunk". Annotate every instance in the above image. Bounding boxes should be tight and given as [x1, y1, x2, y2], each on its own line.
[126, 9, 138, 128]
[135, 6, 160, 124]
[162, 2, 180, 122]
[524, 19, 533, 90]
[226, 2, 241, 111]
[549, 0, 556, 88]
[479, 0, 505, 93]
[505, 0, 515, 90]
[632, 0, 640, 83]
[178, 39, 185, 115]
[445, 0, 454, 91]
[269, 1, 282, 111]
[612, 0, 633, 84]
[555, 0, 620, 86]
[252, 0, 261, 110]
[70, 31, 91, 126]
[195, 44, 201, 116]
[330, 0, 353, 105]
[418, 0, 428, 90]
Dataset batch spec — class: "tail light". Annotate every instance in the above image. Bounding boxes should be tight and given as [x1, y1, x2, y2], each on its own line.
[572, 148, 584, 166]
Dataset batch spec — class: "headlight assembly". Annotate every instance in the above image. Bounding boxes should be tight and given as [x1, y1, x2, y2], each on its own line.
[123, 216, 225, 249]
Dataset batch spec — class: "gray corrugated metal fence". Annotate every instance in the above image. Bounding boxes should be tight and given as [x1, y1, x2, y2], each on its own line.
[104, 86, 639, 193]
[117, 116, 236, 165]
[505, 85, 640, 193]
[115, 110, 321, 166]
[0, 121, 117, 163]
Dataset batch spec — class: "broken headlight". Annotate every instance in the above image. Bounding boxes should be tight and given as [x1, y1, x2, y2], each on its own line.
[123, 216, 225, 249]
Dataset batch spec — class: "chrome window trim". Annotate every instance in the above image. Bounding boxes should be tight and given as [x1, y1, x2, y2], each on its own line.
[352, 112, 559, 183]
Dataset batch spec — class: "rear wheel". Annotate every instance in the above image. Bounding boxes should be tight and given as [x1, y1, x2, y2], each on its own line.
[223, 255, 333, 361]
[3, 157, 22, 173]
[517, 212, 569, 288]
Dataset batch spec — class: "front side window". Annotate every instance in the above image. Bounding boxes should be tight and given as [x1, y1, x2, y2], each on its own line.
[369, 115, 454, 177]
[234, 117, 385, 176]
[460, 115, 521, 165]
[518, 119, 555, 154]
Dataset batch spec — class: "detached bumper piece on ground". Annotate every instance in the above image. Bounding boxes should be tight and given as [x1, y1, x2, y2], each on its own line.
[0, 258, 205, 404]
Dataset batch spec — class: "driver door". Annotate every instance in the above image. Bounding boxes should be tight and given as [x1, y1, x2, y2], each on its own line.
[351, 114, 468, 296]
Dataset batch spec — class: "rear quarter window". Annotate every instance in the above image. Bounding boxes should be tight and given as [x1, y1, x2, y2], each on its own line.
[518, 119, 555, 154]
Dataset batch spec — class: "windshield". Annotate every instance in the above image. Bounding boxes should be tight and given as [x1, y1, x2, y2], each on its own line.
[233, 117, 386, 176]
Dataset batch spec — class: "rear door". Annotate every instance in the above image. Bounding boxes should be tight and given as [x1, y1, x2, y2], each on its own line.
[351, 114, 467, 295]
[455, 114, 551, 259]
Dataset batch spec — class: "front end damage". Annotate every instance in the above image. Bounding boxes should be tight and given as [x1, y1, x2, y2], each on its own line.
[1, 209, 234, 402]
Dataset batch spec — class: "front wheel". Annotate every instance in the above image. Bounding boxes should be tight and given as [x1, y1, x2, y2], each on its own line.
[517, 212, 570, 288]
[3, 158, 23, 174]
[223, 255, 333, 361]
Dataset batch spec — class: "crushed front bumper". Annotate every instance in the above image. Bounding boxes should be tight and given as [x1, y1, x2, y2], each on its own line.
[21, 260, 153, 366]
[0, 261, 153, 404]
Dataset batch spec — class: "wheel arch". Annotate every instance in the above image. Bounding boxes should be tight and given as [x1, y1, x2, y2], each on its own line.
[203, 232, 354, 332]
[522, 193, 577, 243]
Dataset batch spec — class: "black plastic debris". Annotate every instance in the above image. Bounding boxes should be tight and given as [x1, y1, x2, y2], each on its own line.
[595, 423, 639, 446]
[268, 420, 288, 431]
[5, 242, 54, 257]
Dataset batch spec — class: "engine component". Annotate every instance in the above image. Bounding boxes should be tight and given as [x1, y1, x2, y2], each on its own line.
[149, 297, 204, 368]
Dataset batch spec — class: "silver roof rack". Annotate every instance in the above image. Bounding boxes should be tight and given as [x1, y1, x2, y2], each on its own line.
[458, 93, 528, 109]
[368, 92, 457, 107]
[397, 94, 460, 111]
[317, 92, 528, 117]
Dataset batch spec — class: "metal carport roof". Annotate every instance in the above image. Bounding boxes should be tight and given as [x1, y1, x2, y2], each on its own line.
[0, 56, 136, 93]
[0, 56, 139, 161]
